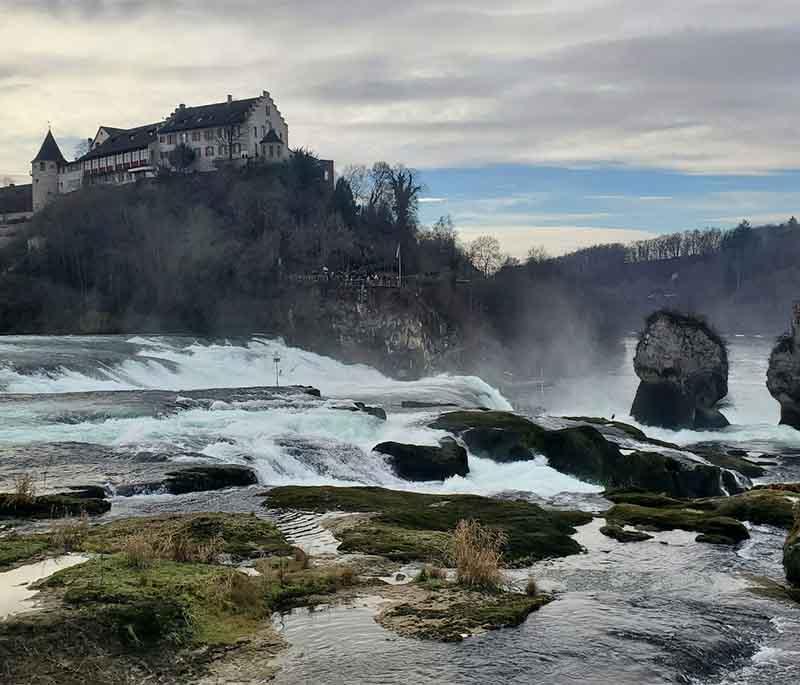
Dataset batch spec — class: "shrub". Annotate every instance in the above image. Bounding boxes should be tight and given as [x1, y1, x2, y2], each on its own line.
[12, 474, 36, 505]
[450, 519, 506, 590]
[50, 511, 89, 552]
[525, 576, 539, 597]
[123, 532, 157, 569]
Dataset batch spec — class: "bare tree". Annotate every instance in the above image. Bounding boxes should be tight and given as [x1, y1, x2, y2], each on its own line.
[342, 164, 369, 206]
[526, 245, 549, 264]
[74, 140, 90, 161]
[168, 143, 196, 173]
[468, 235, 503, 277]
[388, 165, 424, 232]
[1, 176, 14, 187]
[215, 124, 244, 163]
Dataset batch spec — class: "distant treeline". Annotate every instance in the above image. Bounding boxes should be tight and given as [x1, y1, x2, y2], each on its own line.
[1, 153, 794, 381]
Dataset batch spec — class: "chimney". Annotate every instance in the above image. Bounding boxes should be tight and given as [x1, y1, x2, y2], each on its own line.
[227, 94, 233, 104]
[87, 137, 93, 150]
[263, 90, 268, 97]
[179, 103, 186, 110]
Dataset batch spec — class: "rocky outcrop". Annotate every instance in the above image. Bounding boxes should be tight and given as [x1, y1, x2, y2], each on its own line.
[631, 310, 729, 430]
[786, 512, 800, 586]
[374, 438, 468, 481]
[0, 490, 110, 518]
[429, 411, 749, 498]
[116, 465, 258, 496]
[767, 306, 800, 429]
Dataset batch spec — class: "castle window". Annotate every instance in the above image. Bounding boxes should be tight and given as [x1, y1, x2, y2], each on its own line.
[204, 130, 213, 141]
[205, 146, 214, 157]
[167, 134, 176, 145]
[253, 126, 258, 138]
[192, 131, 201, 142]
[40, 162, 45, 171]
[159, 136, 166, 144]
[269, 145, 274, 158]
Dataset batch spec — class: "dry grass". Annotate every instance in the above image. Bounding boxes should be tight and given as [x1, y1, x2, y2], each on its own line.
[292, 546, 310, 569]
[525, 576, 539, 597]
[450, 519, 507, 590]
[416, 565, 447, 583]
[12, 474, 37, 505]
[121, 530, 224, 568]
[123, 531, 158, 569]
[50, 512, 89, 552]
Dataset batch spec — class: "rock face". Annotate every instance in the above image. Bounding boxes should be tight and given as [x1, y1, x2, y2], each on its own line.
[631, 310, 729, 430]
[429, 411, 749, 498]
[374, 438, 468, 481]
[767, 305, 800, 429]
[785, 514, 800, 586]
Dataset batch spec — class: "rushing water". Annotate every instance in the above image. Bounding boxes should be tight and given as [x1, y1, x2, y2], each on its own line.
[0, 333, 798, 683]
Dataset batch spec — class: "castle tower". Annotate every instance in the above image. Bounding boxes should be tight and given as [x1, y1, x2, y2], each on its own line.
[31, 129, 66, 212]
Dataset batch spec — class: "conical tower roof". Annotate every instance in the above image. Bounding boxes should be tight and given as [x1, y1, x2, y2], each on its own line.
[32, 130, 67, 165]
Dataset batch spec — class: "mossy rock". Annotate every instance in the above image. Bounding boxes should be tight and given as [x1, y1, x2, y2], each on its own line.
[82, 513, 292, 560]
[0, 534, 51, 570]
[265, 486, 592, 565]
[0, 492, 110, 519]
[379, 588, 552, 642]
[599, 523, 653, 543]
[785, 515, 800, 587]
[429, 411, 742, 498]
[686, 444, 767, 478]
[605, 503, 749, 543]
[0, 512, 292, 571]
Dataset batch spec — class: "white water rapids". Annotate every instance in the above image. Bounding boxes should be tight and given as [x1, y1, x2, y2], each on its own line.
[0, 335, 598, 497]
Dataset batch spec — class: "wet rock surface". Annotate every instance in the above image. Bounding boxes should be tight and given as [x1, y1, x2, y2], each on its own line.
[116, 465, 259, 496]
[631, 310, 729, 430]
[767, 316, 800, 429]
[430, 411, 748, 498]
[373, 438, 469, 481]
[785, 514, 800, 586]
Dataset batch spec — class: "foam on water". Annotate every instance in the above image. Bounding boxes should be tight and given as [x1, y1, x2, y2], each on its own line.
[0, 336, 596, 497]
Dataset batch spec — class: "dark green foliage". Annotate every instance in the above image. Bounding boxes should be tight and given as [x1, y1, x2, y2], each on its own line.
[265, 485, 592, 565]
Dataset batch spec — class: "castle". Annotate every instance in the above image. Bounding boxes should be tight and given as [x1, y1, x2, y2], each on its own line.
[0, 91, 331, 233]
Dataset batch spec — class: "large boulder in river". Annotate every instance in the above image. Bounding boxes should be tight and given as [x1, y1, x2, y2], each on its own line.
[374, 438, 468, 481]
[429, 411, 748, 497]
[767, 305, 800, 429]
[631, 310, 729, 430]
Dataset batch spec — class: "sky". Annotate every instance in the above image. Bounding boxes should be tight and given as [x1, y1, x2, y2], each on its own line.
[2, 0, 800, 256]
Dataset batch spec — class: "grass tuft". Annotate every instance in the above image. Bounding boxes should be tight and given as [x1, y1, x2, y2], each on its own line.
[450, 519, 506, 590]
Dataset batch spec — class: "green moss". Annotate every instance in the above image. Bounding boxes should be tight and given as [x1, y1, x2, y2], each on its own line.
[599, 523, 653, 543]
[380, 589, 552, 642]
[266, 486, 592, 565]
[428, 410, 548, 453]
[0, 534, 51, 569]
[785, 515, 800, 586]
[0, 492, 109, 519]
[82, 512, 292, 560]
[709, 490, 798, 528]
[606, 503, 749, 543]
[563, 417, 678, 448]
[605, 489, 799, 529]
[604, 491, 687, 508]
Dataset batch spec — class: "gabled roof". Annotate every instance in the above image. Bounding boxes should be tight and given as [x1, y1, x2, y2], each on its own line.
[79, 123, 162, 161]
[261, 129, 283, 144]
[0, 184, 33, 215]
[32, 130, 67, 165]
[159, 97, 260, 134]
